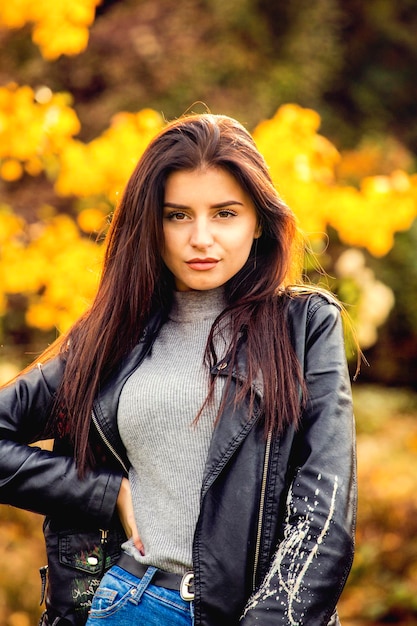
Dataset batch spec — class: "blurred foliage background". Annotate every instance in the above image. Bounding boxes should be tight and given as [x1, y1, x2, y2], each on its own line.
[0, 0, 416, 624]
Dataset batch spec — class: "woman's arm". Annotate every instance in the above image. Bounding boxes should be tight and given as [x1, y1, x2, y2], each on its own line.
[117, 476, 144, 553]
[241, 299, 357, 625]
[0, 357, 123, 527]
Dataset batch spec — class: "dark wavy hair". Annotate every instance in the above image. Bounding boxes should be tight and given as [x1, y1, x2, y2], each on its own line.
[50, 113, 306, 474]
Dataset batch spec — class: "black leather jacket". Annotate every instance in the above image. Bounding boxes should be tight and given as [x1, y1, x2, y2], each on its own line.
[0, 292, 356, 626]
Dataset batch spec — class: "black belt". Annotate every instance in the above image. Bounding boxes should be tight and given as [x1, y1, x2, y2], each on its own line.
[117, 552, 195, 601]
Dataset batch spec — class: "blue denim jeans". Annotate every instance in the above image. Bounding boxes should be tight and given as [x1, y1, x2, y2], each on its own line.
[85, 564, 194, 625]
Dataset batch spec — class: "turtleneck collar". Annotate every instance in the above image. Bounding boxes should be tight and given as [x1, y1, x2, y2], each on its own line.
[169, 287, 227, 323]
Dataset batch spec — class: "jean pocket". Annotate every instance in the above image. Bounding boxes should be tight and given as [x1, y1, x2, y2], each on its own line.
[89, 568, 136, 616]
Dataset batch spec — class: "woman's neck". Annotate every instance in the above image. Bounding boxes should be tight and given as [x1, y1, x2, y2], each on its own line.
[169, 287, 226, 323]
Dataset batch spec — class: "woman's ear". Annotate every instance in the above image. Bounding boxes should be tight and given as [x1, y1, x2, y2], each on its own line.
[254, 223, 262, 239]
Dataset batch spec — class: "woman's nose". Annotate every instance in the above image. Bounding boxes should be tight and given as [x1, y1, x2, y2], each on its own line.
[189, 218, 214, 249]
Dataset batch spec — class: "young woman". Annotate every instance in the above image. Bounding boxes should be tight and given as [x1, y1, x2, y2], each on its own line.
[0, 114, 356, 626]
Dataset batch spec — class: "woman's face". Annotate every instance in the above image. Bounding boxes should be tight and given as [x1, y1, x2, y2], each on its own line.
[162, 167, 260, 291]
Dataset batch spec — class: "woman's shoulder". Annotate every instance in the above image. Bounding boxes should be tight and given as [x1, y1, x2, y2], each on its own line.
[280, 286, 342, 326]
[13, 352, 66, 394]
[283, 285, 341, 307]
[279, 287, 347, 365]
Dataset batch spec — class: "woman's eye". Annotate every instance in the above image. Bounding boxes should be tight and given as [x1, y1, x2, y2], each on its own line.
[166, 211, 187, 221]
[217, 210, 237, 219]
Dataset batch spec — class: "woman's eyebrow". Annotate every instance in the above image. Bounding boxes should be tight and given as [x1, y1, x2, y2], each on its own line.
[163, 200, 244, 209]
[212, 200, 244, 208]
[163, 202, 189, 209]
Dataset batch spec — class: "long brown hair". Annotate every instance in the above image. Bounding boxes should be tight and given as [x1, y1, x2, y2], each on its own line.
[49, 113, 305, 473]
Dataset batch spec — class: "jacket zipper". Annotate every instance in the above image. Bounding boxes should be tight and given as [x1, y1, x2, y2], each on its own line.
[252, 429, 272, 591]
[91, 409, 129, 474]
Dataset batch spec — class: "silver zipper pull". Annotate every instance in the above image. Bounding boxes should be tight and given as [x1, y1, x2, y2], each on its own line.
[39, 565, 48, 605]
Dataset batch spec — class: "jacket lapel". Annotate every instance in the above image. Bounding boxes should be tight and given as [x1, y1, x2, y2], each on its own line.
[201, 355, 263, 499]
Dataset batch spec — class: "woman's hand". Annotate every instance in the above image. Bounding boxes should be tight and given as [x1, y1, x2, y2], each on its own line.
[117, 477, 145, 555]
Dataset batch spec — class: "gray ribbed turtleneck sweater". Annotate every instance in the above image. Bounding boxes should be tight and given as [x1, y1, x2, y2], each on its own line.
[118, 288, 228, 574]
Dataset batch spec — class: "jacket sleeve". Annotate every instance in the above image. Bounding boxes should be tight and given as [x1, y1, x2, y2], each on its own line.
[0, 357, 123, 527]
[241, 298, 357, 626]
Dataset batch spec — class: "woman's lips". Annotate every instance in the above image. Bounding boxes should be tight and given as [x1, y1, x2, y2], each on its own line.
[186, 258, 219, 271]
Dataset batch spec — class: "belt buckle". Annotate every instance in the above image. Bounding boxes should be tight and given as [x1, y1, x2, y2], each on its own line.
[180, 571, 194, 601]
